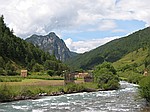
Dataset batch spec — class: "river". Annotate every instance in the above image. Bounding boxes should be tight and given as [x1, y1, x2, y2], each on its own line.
[0, 81, 146, 112]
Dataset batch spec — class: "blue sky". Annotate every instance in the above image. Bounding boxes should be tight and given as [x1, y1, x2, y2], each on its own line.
[0, 0, 150, 53]
[62, 20, 146, 41]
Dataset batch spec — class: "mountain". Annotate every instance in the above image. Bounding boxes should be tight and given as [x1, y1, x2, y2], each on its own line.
[25, 32, 77, 61]
[65, 27, 150, 70]
[113, 48, 148, 73]
[0, 15, 67, 75]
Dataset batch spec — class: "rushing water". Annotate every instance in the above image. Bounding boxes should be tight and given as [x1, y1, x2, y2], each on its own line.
[0, 81, 146, 112]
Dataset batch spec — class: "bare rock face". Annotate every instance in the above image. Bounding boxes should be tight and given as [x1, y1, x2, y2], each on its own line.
[26, 32, 76, 61]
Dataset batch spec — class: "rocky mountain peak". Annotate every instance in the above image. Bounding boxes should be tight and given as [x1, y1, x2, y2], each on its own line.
[25, 32, 77, 61]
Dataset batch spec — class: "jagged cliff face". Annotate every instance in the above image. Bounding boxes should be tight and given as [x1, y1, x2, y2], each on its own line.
[26, 32, 75, 61]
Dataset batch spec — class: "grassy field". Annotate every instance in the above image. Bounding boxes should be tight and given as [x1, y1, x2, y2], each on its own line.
[0, 74, 99, 103]
[113, 48, 148, 71]
[0, 77, 98, 102]
[0, 78, 84, 86]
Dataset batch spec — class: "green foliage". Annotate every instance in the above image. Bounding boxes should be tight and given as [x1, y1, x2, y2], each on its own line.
[0, 81, 98, 102]
[139, 76, 150, 102]
[113, 48, 149, 84]
[0, 68, 6, 76]
[93, 62, 120, 90]
[32, 63, 44, 72]
[0, 76, 23, 82]
[47, 70, 55, 76]
[27, 75, 64, 80]
[145, 46, 150, 73]
[113, 48, 148, 73]
[118, 70, 144, 84]
[0, 84, 14, 102]
[63, 83, 98, 93]
[20, 87, 36, 97]
[66, 27, 150, 70]
[95, 62, 117, 74]
[0, 56, 5, 69]
[63, 83, 85, 93]
[0, 15, 67, 75]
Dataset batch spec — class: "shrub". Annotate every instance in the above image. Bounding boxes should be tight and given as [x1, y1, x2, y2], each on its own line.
[63, 83, 86, 93]
[118, 71, 144, 84]
[0, 85, 14, 102]
[139, 76, 150, 102]
[47, 70, 55, 76]
[93, 62, 120, 90]
[20, 88, 35, 97]
[32, 63, 44, 72]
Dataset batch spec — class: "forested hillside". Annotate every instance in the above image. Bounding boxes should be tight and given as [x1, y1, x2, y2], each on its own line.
[65, 27, 150, 70]
[0, 15, 67, 75]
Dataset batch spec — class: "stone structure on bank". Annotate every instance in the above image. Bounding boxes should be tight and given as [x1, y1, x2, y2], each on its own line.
[75, 72, 89, 78]
[64, 72, 75, 85]
[74, 72, 94, 83]
[21, 70, 28, 77]
[143, 69, 148, 76]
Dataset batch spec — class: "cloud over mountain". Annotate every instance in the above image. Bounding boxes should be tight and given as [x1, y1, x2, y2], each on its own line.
[65, 36, 119, 53]
[0, 0, 150, 53]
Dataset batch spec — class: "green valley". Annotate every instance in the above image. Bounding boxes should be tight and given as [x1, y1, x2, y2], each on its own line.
[65, 27, 150, 70]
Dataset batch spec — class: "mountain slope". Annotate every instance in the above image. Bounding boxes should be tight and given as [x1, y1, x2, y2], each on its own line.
[26, 32, 77, 61]
[113, 48, 148, 73]
[65, 27, 150, 70]
[0, 15, 67, 75]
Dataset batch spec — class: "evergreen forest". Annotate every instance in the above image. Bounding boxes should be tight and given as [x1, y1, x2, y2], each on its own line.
[0, 15, 68, 76]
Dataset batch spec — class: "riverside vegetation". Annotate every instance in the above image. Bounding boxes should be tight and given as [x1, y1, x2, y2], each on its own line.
[93, 62, 120, 90]
[113, 46, 150, 104]
[0, 80, 98, 102]
[0, 62, 119, 102]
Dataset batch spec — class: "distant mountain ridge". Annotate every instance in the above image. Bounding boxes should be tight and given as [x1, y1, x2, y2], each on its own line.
[26, 32, 77, 61]
[65, 27, 150, 70]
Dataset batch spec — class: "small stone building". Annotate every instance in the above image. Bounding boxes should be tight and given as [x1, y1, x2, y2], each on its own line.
[64, 73, 75, 85]
[21, 70, 28, 77]
[144, 69, 148, 76]
[75, 72, 89, 78]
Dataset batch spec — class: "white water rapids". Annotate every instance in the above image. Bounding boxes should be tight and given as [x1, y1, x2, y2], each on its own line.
[0, 81, 146, 112]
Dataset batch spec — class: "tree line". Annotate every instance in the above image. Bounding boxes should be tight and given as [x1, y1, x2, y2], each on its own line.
[0, 15, 68, 76]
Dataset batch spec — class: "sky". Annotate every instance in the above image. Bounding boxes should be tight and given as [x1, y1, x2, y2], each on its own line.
[0, 0, 150, 53]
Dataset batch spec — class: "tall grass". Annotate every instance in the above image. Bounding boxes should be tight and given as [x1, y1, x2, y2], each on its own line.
[0, 75, 64, 82]
[0, 76, 23, 82]
[0, 82, 98, 102]
[27, 75, 64, 80]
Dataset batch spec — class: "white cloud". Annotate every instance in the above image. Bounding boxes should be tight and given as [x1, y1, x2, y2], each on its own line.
[112, 29, 126, 33]
[64, 36, 120, 53]
[110, 0, 150, 25]
[0, 0, 79, 38]
[98, 20, 117, 31]
[0, 0, 150, 38]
